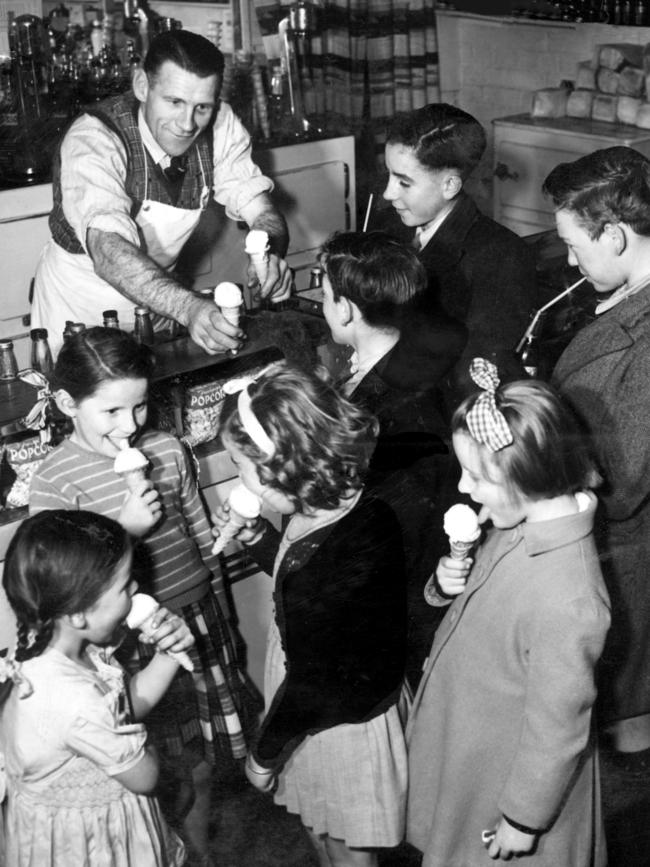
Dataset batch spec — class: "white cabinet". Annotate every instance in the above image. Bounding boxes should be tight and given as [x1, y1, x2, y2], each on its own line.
[492, 114, 650, 237]
[185, 135, 356, 293]
[0, 184, 53, 369]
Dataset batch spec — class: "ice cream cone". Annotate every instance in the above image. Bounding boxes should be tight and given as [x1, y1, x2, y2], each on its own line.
[245, 230, 270, 289]
[249, 252, 269, 288]
[449, 539, 478, 560]
[114, 446, 148, 492]
[126, 593, 193, 672]
[222, 306, 241, 327]
[443, 504, 480, 559]
[212, 509, 250, 555]
[214, 282, 243, 328]
[212, 484, 262, 555]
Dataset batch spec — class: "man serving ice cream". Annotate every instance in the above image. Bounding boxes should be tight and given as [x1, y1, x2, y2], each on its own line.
[31, 29, 292, 356]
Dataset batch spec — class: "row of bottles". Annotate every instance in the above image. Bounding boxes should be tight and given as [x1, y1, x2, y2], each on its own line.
[0, 8, 181, 154]
[0, 328, 54, 381]
[0, 306, 156, 383]
[66, 307, 156, 346]
[510, 0, 648, 22]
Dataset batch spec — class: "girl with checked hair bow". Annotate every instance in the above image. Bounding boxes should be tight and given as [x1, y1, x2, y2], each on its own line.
[407, 358, 611, 866]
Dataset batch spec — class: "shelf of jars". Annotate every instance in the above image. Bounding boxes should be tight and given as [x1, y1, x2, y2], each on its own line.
[0, 5, 352, 190]
[440, 1, 649, 23]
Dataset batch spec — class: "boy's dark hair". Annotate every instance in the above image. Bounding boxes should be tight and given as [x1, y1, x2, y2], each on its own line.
[385, 103, 486, 180]
[542, 146, 650, 240]
[319, 230, 426, 328]
[144, 29, 225, 81]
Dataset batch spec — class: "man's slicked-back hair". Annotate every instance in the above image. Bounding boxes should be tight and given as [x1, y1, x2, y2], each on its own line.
[543, 146, 650, 239]
[144, 29, 225, 81]
[386, 103, 486, 180]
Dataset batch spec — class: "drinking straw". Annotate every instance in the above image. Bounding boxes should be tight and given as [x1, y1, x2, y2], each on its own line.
[515, 275, 587, 354]
[362, 194, 374, 232]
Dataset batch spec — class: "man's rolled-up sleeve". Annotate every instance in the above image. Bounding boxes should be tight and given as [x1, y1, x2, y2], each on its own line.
[211, 102, 274, 220]
[60, 115, 142, 252]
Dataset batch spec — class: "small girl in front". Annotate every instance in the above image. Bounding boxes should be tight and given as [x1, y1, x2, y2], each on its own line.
[213, 360, 409, 867]
[29, 327, 254, 865]
[407, 359, 611, 866]
[0, 510, 192, 866]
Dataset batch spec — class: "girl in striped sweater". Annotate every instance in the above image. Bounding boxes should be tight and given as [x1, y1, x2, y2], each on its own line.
[29, 326, 254, 867]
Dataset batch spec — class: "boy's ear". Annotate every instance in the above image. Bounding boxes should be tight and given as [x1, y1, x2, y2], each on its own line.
[54, 389, 77, 418]
[442, 172, 463, 201]
[603, 222, 627, 255]
[338, 297, 354, 326]
[132, 67, 149, 104]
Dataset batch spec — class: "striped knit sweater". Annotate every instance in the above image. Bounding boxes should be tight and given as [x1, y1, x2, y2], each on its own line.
[29, 430, 227, 612]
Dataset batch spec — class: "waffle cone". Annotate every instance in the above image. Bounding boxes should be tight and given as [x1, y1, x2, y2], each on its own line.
[129, 600, 193, 672]
[212, 510, 248, 555]
[250, 252, 269, 287]
[119, 468, 147, 493]
[220, 305, 241, 327]
[449, 539, 476, 560]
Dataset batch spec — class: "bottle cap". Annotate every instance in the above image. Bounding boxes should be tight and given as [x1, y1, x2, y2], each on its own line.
[103, 309, 118, 318]
[134, 306, 150, 315]
[30, 328, 48, 339]
[70, 323, 86, 334]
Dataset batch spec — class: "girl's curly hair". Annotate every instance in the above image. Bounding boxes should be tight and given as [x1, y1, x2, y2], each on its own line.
[220, 361, 379, 512]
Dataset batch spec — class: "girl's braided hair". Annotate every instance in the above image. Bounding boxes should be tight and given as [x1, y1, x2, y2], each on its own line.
[4, 510, 131, 662]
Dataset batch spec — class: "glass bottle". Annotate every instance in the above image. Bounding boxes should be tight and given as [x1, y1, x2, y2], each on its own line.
[62, 320, 75, 343]
[0, 339, 19, 380]
[308, 266, 323, 290]
[268, 62, 286, 136]
[30, 328, 54, 378]
[103, 309, 120, 328]
[134, 306, 154, 345]
[519, 334, 540, 378]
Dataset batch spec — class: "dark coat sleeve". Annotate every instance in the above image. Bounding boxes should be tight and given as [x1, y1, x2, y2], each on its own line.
[245, 522, 282, 576]
[418, 196, 537, 404]
[252, 495, 407, 768]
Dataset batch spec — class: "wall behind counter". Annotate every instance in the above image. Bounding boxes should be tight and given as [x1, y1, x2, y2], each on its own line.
[436, 10, 650, 212]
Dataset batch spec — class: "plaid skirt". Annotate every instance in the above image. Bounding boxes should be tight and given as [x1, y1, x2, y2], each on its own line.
[119, 590, 261, 769]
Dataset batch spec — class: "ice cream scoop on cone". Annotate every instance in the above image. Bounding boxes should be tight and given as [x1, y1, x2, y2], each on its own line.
[214, 281, 243, 327]
[114, 446, 149, 492]
[245, 230, 270, 289]
[126, 593, 193, 672]
[444, 504, 481, 559]
[212, 483, 262, 555]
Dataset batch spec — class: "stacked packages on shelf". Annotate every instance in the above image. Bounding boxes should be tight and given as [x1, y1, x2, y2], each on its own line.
[531, 42, 650, 127]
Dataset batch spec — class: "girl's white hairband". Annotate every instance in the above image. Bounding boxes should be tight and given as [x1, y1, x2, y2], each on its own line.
[237, 387, 276, 457]
[223, 367, 276, 457]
